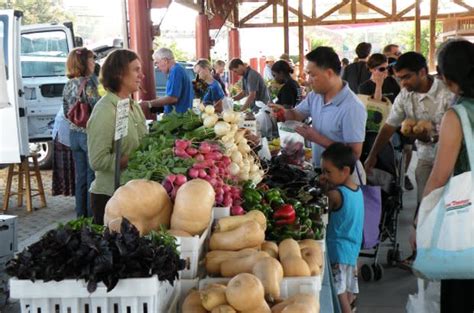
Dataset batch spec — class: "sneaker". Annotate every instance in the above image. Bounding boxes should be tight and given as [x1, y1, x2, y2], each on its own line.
[404, 176, 414, 191]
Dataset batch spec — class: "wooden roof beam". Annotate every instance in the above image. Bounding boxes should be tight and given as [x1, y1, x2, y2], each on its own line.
[453, 0, 474, 11]
[396, 3, 416, 19]
[239, 2, 272, 25]
[316, 0, 350, 22]
[359, 0, 392, 18]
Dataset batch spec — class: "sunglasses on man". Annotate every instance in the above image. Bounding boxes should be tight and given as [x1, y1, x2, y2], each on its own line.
[377, 67, 388, 72]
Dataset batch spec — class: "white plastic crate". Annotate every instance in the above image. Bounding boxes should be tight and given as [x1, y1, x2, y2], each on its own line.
[9, 275, 177, 313]
[176, 208, 230, 279]
[0, 215, 17, 258]
[176, 278, 199, 313]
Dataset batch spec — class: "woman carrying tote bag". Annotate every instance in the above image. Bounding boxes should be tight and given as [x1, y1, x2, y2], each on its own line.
[413, 39, 474, 313]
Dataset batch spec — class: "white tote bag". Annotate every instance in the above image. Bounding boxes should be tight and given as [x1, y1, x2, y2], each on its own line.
[412, 105, 474, 280]
[406, 279, 440, 313]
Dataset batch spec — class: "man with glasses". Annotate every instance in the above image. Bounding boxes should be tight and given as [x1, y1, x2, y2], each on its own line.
[141, 48, 194, 115]
[364, 52, 454, 268]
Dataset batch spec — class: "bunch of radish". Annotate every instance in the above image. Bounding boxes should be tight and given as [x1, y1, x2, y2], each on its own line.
[168, 139, 244, 213]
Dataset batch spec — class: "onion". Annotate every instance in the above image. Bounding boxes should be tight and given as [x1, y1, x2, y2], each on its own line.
[229, 162, 240, 176]
[221, 134, 234, 143]
[230, 124, 238, 133]
[250, 164, 260, 173]
[205, 105, 215, 115]
[239, 172, 249, 181]
[203, 115, 218, 128]
[231, 151, 243, 163]
[214, 121, 231, 136]
[223, 111, 235, 123]
[238, 142, 251, 154]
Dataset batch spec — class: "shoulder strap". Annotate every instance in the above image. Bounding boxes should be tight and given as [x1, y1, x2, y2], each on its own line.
[77, 78, 88, 99]
[453, 105, 474, 173]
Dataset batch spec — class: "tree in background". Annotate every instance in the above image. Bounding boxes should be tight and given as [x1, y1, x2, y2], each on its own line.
[3, 0, 74, 25]
[154, 36, 191, 61]
[398, 21, 442, 58]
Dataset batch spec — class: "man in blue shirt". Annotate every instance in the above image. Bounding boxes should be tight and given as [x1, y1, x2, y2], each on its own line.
[142, 48, 194, 114]
[271, 47, 367, 169]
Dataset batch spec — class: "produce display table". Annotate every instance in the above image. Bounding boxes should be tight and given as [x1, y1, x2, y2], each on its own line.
[320, 248, 342, 313]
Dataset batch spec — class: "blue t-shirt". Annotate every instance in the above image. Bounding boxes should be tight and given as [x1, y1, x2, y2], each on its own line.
[202, 79, 225, 105]
[165, 63, 194, 114]
[295, 83, 367, 167]
[326, 185, 364, 266]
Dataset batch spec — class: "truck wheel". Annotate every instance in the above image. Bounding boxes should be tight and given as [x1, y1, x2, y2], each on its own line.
[29, 141, 53, 169]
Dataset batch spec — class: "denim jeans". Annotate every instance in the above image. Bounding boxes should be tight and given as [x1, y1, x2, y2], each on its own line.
[70, 130, 95, 217]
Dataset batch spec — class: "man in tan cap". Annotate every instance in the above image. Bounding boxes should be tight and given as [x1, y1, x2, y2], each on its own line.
[264, 56, 276, 81]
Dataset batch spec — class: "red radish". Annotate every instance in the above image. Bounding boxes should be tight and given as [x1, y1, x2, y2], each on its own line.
[193, 162, 207, 169]
[223, 185, 231, 193]
[195, 154, 205, 161]
[175, 174, 187, 186]
[162, 179, 173, 193]
[199, 142, 212, 154]
[175, 139, 190, 150]
[216, 193, 224, 204]
[208, 178, 217, 186]
[188, 168, 199, 178]
[199, 169, 207, 178]
[231, 206, 245, 215]
[174, 148, 190, 158]
[186, 147, 198, 156]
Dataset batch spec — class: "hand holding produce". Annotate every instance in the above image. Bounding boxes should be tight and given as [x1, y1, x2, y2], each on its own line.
[401, 118, 433, 137]
[104, 179, 172, 235]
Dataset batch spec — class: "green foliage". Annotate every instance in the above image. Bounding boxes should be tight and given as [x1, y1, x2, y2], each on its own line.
[397, 21, 443, 58]
[311, 37, 332, 50]
[3, 0, 74, 25]
[154, 36, 191, 62]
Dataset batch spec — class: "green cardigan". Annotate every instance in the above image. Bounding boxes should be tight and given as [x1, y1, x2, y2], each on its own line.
[87, 92, 147, 196]
[453, 97, 474, 176]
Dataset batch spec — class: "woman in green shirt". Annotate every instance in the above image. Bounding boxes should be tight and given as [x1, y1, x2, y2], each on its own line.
[87, 49, 147, 225]
[419, 39, 474, 313]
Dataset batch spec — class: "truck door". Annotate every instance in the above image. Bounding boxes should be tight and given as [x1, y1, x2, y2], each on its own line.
[0, 10, 29, 164]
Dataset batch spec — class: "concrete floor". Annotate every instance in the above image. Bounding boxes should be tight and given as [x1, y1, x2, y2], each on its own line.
[0, 158, 423, 313]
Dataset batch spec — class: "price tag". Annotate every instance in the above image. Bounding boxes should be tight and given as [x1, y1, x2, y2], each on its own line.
[114, 99, 130, 141]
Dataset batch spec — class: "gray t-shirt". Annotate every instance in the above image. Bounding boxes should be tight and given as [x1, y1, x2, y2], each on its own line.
[242, 67, 270, 110]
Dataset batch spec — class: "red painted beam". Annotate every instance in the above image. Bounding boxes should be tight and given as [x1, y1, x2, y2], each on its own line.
[228, 28, 241, 84]
[196, 13, 211, 60]
[128, 0, 156, 102]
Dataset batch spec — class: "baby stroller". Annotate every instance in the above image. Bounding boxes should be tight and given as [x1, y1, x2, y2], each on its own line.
[358, 130, 405, 281]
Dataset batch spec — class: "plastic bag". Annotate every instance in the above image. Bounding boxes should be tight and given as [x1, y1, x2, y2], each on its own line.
[222, 97, 234, 112]
[278, 121, 305, 166]
[406, 279, 440, 313]
[255, 105, 278, 140]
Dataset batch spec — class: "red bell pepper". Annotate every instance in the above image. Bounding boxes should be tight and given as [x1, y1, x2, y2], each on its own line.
[273, 204, 296, 226]
[276, 109, 286, 122]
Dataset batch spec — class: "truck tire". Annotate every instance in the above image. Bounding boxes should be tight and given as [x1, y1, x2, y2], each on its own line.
[29, 141, 53, 170]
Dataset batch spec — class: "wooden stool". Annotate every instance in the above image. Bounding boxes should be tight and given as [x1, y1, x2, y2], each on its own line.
[2, 155, 47, 212]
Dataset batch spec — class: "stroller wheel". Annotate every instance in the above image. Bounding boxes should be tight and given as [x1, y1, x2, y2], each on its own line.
[361, 264, 373, 282]
[373, 263, 384, 281]
[387, 249, 401, 266]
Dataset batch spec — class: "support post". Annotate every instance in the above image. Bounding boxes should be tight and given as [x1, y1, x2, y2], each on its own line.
[298, 0, 304, 80]
[196, 13, 210, 59]
[415, 0, 421, 52]
[429, 0, 438, 71]
[228, 28, 241, 84]
[283, 0, 289, 55]
[128, 0, 156, 101]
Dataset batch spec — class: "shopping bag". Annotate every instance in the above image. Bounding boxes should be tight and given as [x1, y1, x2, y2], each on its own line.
[356, 166, 382, 249]
[406, 279, 440, 313]
[413, 105, 474, 280]
[67, 79, 91, 128]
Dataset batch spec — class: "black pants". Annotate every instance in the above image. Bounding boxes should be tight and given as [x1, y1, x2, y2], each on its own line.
[90, 193, 111, 225]
[441, 279, 474, 313]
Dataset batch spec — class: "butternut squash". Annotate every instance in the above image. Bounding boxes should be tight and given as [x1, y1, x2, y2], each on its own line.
[226, 273, 265, 311]
[279, 239, 301, 259]
[215, 210, 267, 232]
[220, 251, 270, 277]
[182, 290, 207, 313]
[301, 247, 322, 275]
[200, 284, 227, 311]
[210, 220, 265, 251]
[171, 179, 215, 235]
[252, 257, 284, 302]
[281, 256, 311, 277]
[281, 303, 314, 313]
[298, 239, 321, 251]
[240, 300, 271, 313]
[205, 249, 258, 275]
[211, 304, 237, 313]
[261, 241, 279, 258]
[104, 179, 172, 235]
[271, 293, 319, 313]
[167, 229, 192, 237]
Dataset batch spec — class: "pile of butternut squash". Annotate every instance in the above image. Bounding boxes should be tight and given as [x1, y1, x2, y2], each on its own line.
[182, 273, 319, 313]
[203, 213, 323, 309]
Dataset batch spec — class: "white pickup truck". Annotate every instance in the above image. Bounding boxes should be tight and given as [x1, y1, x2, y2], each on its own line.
[0, 9, 78, 168]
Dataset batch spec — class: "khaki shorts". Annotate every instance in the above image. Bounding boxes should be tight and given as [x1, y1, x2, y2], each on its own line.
[415, 159, 433, 204]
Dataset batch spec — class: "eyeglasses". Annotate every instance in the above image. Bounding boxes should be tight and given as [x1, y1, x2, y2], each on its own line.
[377, 67, 388, 72]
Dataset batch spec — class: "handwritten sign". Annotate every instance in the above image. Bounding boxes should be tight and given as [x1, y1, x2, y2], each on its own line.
[114, 99, 130, 141]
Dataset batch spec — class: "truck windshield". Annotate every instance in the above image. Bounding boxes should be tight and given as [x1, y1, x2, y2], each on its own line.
[21, 30, 68, 77]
